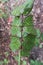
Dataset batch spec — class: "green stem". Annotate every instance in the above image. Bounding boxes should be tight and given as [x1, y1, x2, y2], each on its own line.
[18, 50, 21, 65]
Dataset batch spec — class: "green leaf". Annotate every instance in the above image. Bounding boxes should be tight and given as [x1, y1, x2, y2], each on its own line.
[12, 0, 34, 16]
[12, 4, 25, 16]
[10, 26, 21, 37]
[23, 16, 36, 35]
[23, 15, 33, 26]
[11, 17, 22, 37]
[23, 3, 33, 15]
[11, 17, 22, 26]
[23, 7, 32, 15]
[21, 34, 36, 56]
[10, 37, 21, 52]
[30, 60, 43, 65]
[23, 27, 36, 37]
